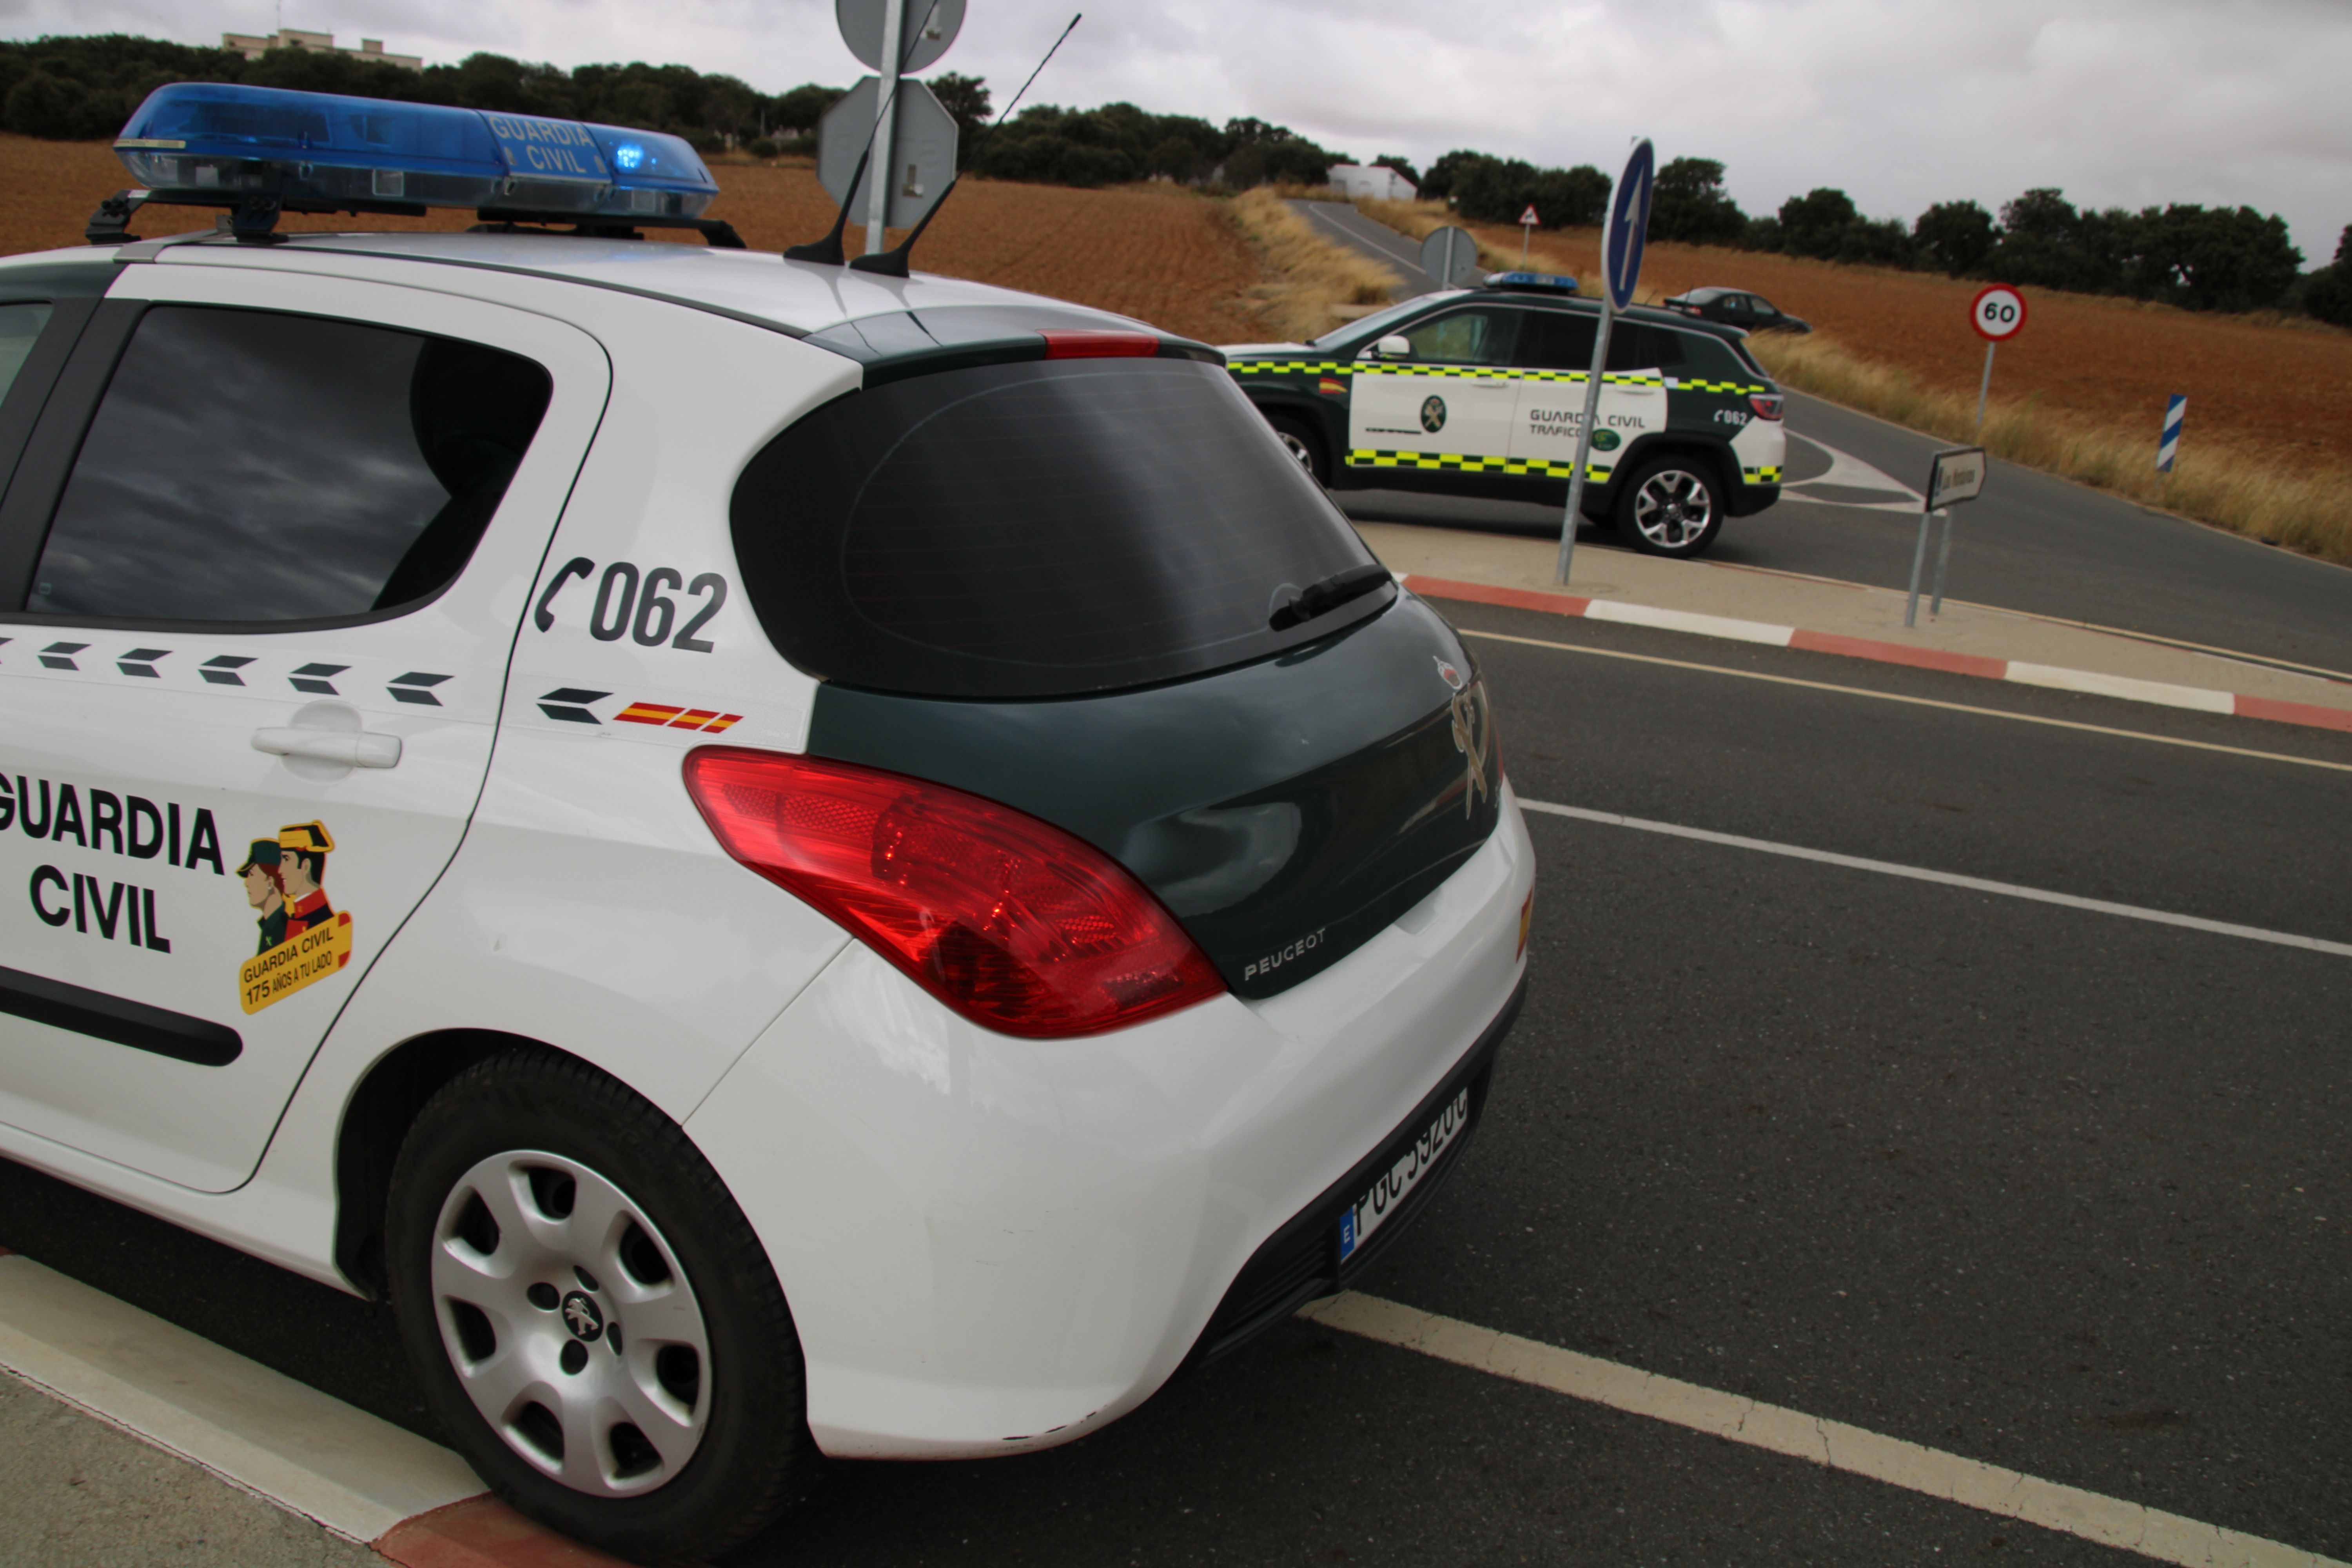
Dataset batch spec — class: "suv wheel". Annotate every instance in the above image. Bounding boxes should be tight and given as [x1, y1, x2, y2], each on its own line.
[1617, 456, 1724, 557]
[1267, 412, 1329, 486]
[386, 1050, 817, 1562]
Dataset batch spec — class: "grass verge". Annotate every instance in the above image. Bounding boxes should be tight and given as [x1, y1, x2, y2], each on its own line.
[1229, 187, 1402, 341]
[1747, 332, 2352, 564]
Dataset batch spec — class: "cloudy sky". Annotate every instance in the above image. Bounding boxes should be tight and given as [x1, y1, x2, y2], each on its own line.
[16, 0, 2352, 260]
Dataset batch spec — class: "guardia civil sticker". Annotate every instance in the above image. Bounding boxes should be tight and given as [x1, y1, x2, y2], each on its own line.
[236, 819, 354, 1014]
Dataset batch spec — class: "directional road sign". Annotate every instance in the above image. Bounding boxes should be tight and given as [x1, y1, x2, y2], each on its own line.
[837, 0, 966, 73]
[1601, 137, 1655, 310]
[819, 75, 960, 230]
[1421, 225, 1480, 287]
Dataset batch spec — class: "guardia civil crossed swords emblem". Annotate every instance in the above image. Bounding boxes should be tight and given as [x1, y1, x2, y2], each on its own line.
[1436, 657, 1490, 817]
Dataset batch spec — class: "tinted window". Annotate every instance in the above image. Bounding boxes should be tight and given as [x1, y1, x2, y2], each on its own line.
[1516, 314, 1685, 372]
[28, 306, 550, 624]
[1515, 310, 1595, 370]
[732, 357, 1388, 699]
[1397, 307, 1519, 367]
[1749, 297, 1782, 319]
[0, 303, 51, 405]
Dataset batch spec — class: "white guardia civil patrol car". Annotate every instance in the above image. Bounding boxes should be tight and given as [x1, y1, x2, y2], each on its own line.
[0, 84, 1534, 1559]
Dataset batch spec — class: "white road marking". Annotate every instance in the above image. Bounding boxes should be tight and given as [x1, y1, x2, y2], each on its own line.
[1299, 1292, 2347, 1568]
[2008, 661, 2238, 713]
[1460, 627, 2352, 774]
[1518, 799, 2352, 960]
[1779, 432, 1926, 512]
[0, 1254, 483, 1541]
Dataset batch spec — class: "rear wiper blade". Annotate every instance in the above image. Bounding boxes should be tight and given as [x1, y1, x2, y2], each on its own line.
[1269, 564, 1394, 631]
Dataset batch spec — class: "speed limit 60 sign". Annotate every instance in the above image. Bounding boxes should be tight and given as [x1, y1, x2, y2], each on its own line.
[1971, 285, 2027, 341]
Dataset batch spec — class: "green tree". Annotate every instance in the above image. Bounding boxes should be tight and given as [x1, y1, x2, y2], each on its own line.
[928, 70, 990, 161]
[1776, 187, 1858, 259]
[2305, 224, 2352, 327]
[1649, 157, 1746, 246]
[1913, 199, 1997, 276]
[1370, 152, 1419, 187]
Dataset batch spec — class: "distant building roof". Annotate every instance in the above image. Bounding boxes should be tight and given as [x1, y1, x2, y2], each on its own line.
[221, 28, 424, 71]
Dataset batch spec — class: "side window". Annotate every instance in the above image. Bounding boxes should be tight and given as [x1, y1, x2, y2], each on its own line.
[1749, 297, 1782, 321]
[1397, 307, 1520, 367]
[1679, 331, 1758, 383]
[1606, 324, 1687, 372]
[1514, 311, 1596, 371]
[0, 302, 53, 404]
[27, 306, 550, 625]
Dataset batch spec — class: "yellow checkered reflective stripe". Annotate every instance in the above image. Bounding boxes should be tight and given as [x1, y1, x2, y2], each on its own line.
[1229, 360, 1358, 376]
[1741, 466, 1785, 483]
[1229, 361, 1762, 395]
[1348, 448, 1615, 481]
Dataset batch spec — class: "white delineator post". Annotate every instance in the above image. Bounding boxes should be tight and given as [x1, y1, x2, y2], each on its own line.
[864, 0, 905, 256]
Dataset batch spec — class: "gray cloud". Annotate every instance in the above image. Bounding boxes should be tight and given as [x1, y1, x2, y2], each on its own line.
[18, 0, 2351, 258]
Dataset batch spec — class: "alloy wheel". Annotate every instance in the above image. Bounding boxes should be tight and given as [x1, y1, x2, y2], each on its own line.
[1632, 469, 1716, 552]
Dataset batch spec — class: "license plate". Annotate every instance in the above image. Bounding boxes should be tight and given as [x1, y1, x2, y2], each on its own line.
[1338, 1085, 1471, 1261]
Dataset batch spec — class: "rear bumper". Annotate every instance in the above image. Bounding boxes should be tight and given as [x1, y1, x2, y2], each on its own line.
[1187, 973, 1522, 1367]
[685, 784, 1535, 1459]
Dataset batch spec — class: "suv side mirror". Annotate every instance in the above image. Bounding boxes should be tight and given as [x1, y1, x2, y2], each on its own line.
[1373, 334, 1413, 359]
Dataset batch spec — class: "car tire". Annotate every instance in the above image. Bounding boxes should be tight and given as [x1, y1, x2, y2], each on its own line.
[1267, 412, 1330, 486]
[1615, 455, 1725, 558]
[385, 1049, 817, 1563]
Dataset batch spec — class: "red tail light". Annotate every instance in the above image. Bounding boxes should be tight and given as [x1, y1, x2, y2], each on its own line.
[1748, 393, 1785, 421]
[683, 748, 1224, 1038]
[1038, 329, 1159, 359]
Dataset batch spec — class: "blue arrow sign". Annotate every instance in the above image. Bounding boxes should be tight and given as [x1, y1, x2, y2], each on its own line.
[1602, 138, 1655, 311]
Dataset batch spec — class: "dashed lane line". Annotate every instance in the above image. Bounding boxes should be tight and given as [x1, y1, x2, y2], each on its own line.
[1300, 1292, 2347, 1568]
[1459, 626, 2352, 773]
[1517, 800, 2352, 960]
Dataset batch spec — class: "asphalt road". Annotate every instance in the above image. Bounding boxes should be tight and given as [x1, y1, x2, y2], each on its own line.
[5, 601, 2345, 1565]
[1287, 199, 1441, 296]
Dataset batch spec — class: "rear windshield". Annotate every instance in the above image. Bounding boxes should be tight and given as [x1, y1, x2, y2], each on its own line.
[732, 356, 1389, 699]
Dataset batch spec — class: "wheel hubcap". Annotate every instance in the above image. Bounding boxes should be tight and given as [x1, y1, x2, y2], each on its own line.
[1278, 431, 1314, 473]
[430, 1151, 710, 1496]
[1633, 470, 1715, 549]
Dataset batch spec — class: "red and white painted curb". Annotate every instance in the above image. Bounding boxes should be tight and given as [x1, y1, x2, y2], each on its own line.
[1404, 574, 2352, 736]
[0, 1252, 630, 1567]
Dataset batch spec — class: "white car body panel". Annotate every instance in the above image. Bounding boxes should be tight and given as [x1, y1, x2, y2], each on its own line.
[690, 784, 1533, 1457]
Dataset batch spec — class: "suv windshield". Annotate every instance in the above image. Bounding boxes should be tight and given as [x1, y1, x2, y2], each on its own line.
[732, 356, 1389, 699]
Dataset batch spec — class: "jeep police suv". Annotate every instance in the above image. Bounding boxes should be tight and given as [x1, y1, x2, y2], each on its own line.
[0, 83, 1534, 1560]
[1225, 273, 1787, 557]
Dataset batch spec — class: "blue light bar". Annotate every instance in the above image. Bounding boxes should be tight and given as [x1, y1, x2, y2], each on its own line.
[1483, 271, 1581, 294]
[113, 83, 717, 220]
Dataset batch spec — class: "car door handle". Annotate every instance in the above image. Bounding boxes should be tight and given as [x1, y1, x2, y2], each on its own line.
[252, 728, 402, 768]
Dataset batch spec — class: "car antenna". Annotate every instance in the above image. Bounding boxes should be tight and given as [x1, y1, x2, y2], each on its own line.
[848, 12, 1082, 278]
[783, 1, 944, 265]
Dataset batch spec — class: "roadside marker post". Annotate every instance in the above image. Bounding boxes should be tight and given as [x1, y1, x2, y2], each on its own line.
[1969, 284, 2026, 430]
[1906, 446, 1986, 627]
[1518, 203, 1539, 265]
[2158, 394, 2186, 472]
[1557, 138, 1653, 585]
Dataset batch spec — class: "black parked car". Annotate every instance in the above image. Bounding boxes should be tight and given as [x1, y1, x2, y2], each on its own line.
[1661, 286, 1812, 334]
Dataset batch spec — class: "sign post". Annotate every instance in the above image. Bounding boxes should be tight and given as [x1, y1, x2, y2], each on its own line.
[1905, 446, 1986, 627]
[1969, 283, 2026, 430]
[1557, 137, 1653, 585]
[2158, 394, 2186, 472]
[833, 0, 964, 255]
[1518, 203, 1539, 265]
